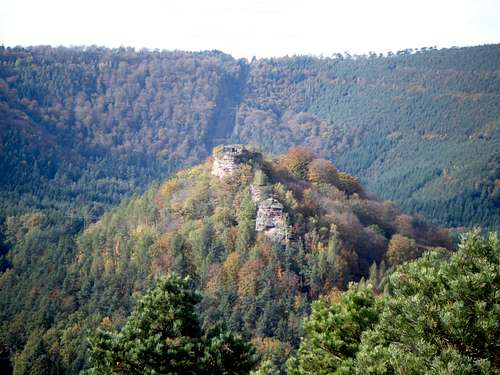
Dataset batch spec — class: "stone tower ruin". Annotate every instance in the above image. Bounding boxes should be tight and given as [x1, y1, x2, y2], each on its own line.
[211, 144, 260, 178]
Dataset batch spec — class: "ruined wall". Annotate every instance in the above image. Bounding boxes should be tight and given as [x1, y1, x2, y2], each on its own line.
[211, 144, 254, 178]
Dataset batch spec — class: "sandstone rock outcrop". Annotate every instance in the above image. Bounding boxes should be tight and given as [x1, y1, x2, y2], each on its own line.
[211, 145, 259, 178]
[255, 198, 287, 243]
[211, 145, 286, 243]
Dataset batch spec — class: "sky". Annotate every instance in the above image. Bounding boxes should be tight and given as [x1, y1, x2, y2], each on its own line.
[0, 0, 499, 59]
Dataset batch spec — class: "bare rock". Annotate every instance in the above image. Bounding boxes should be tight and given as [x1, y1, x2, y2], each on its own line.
[256, 198, 287, 243]
[211, 144, 259, 178]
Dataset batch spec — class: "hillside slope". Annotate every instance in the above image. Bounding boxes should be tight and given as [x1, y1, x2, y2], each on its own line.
[0, 146, 450, 372]
[235, 46, 500, 228]
[1, 45, 499, 229]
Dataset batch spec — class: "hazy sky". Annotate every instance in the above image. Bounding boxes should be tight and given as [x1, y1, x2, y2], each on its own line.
[1, 0, 499, 58]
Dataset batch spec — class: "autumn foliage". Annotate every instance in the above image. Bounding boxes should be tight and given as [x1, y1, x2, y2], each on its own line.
[278, 147, 314, 179]
[307, 159, 339, 185]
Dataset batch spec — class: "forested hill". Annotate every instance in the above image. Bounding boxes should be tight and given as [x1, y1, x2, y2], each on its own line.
[0, 146, 451, 372]
[1, 44, 499, 229]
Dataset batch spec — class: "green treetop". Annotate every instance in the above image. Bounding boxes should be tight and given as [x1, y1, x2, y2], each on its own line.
[287, 283, 380, 375]
[86, 274, 257, 374]
[287, 230, 499, 374]
[356, 230, 500, 374]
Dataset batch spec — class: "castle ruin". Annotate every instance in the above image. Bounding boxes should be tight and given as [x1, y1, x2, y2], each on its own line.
[211, 145, 287, 243]
[211, 144, 256, 178]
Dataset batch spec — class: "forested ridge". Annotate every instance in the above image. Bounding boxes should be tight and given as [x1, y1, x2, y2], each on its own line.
[1, 44, 499, 230]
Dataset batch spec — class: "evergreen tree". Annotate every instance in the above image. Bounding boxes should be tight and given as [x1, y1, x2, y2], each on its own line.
[202, 324, 257, 375]
[289, 230, 500, 374]
[236, 190, 256, 253]
[355, 230, 500, 374]
[287, 283, 380, 375]
[86, 274, 256, 374]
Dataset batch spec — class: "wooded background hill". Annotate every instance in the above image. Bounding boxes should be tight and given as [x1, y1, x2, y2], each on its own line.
[1, 44, 499, 230]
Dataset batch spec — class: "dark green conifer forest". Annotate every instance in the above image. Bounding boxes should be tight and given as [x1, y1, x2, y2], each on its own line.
[0, 44, 499, 374]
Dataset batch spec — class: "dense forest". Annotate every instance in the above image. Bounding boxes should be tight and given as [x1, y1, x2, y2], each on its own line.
[1, 146, 453, 373]
[84, 230, 499, 375]
[286, 230, 498, 374]
[0, 44, 499, 230]
[0, 44, 499, 374]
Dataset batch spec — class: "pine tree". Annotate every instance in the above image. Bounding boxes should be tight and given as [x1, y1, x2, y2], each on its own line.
[356, 230, 500, 374]
[236, 190, 256, 253]
[287, 283, 380, 375]
[86, 274, 256, 374]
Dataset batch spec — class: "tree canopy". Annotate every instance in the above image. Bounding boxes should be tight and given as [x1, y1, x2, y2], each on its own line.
[86, 274, 256, 374]
[287, 230, 500, 374]
[357, 230, 499, 374]
[287, 283, 380, 374]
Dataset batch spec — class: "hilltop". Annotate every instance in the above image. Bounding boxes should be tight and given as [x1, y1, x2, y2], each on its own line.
[1, 146, 450, 372]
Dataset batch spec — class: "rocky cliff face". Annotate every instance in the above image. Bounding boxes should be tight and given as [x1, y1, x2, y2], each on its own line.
[211, 145, 287, 243]
[255, 198, 287, 243]
[211, 144, 255, 178]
